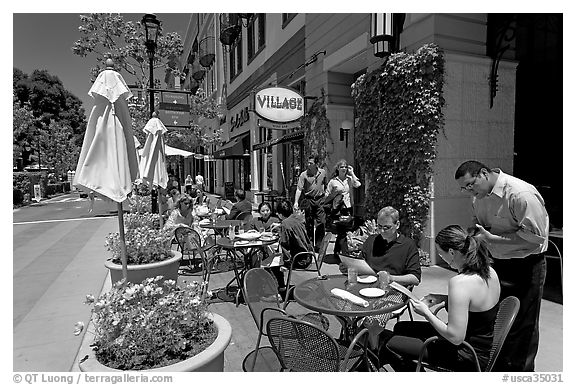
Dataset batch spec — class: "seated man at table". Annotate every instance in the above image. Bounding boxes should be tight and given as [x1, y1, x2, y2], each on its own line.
[353, 206, 422, 350]
[225, 188, 252, 220]
[271, 198, 314, 296]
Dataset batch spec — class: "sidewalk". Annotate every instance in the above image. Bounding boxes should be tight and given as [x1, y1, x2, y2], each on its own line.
[14, 201, 563, 372]
[13, 215, 117, 371]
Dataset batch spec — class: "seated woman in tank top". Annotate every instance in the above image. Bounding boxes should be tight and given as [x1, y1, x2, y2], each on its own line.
[383, 224, 501, 371]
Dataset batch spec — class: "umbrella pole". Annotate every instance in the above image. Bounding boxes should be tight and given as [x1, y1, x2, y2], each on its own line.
[158, 192, 164, 228]
[117, 202, 129, 283]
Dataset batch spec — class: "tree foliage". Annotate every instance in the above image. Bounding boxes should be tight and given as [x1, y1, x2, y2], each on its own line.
[351, 44, 445, 245]
[72, 13, 220, 152]
[13, 68, 87, 171]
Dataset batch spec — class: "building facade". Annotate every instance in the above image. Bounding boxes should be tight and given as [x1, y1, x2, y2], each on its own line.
[178, 13, 562, 263]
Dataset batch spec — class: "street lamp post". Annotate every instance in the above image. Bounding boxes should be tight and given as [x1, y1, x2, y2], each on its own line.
[142, 14, 161, 119]
[142, 14, 161, 214]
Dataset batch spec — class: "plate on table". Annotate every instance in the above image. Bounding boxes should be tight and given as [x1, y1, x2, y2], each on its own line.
[261, 232, 274, 237]
[236, 231, 261, 241]
[357, 275, 377, 284]
[359, 288, 386, 298]
[235, 240, 250, 246]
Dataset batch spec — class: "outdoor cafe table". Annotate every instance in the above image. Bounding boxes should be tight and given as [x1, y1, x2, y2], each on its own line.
[215, 235, 279, 304]
[199, 219, 244, 237]
[293, 274, 408, 341]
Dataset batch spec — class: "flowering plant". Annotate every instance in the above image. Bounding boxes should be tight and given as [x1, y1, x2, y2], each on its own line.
[76, 277, 216, 370]
[346, 219, 379, 256]
[124, 212, 160, 230]
[105, 227, 172, 265]
[127, 194, 152, 214]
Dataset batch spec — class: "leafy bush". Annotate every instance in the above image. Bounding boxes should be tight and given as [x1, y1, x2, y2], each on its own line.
[351, 43, 445, 245]
[106, 226, 172, 265]
[78, 277, 216, 370]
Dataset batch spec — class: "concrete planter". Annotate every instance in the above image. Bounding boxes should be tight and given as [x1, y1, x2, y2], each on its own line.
[104, 250, 182, 285]
[78, 313, 232, 372]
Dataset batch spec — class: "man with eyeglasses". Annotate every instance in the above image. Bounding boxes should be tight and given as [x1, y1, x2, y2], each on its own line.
[357, 206, 421, 287]
[351, 206, 421, 353]
[455, 160, 549, 372]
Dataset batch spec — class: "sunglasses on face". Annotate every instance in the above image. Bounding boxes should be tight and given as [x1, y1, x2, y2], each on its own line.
[377, 223, 396, 231]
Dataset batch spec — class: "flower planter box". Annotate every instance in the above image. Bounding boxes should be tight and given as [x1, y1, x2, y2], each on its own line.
[78, 312, 232, 372]
[104, 250, 182, 285]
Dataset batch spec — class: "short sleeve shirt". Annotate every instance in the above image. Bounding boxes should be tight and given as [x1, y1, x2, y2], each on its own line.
[360, 233, 421, 282]
[296, 168, 327, 199]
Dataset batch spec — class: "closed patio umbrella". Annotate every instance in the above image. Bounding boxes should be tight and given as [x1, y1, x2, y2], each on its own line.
[74, 59, 138, 281]
[138, 114, 169, 226]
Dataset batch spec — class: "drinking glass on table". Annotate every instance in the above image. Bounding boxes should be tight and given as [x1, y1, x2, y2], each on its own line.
[378, 270, 390, 289]
[347, 267, 357, 284]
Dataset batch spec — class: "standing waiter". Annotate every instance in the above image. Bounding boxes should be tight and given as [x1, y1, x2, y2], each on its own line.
[294, 155, 328, 251]
[455, 160, 548, 372]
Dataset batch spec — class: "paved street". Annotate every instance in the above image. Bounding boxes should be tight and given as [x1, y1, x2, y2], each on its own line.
[13, 193, 121, 371]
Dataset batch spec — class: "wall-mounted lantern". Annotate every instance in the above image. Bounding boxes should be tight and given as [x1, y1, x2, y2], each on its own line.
[340, 120, 353, 148]
[369, 13, 404, 58]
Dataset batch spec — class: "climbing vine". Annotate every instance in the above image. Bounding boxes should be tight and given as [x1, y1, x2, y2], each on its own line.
[300, 88, 331, 167]
[351, 43, 445, 245]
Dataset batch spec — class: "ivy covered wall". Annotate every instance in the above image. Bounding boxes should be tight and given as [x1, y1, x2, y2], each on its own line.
[351, 43, 445, 246]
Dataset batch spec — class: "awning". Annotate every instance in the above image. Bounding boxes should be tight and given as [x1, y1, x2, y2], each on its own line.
[252, 130, 305, 151]
[165, 145, 194, 157]
[139, 144, 194, 157]
[214, 133, 250, 159]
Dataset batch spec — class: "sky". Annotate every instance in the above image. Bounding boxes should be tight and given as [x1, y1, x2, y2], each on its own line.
[13, 13, 192, 117]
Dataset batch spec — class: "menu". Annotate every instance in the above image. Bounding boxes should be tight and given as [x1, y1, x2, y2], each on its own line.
[389, 281, 419, 301]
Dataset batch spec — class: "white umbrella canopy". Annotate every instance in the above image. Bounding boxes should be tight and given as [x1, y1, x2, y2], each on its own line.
[74, 67, 139, 202]
[138, 116, 169, 189]
[73, 60, 139, 282]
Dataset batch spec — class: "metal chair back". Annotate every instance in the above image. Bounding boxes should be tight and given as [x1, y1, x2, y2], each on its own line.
[174, 227, 202, 267]
[485, 296, 521, 371]
[266, 316, 368, 372]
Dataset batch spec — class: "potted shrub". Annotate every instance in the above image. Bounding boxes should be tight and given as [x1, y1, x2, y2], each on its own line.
[76, 277, 232, 372]
[104, 201, 181, 284]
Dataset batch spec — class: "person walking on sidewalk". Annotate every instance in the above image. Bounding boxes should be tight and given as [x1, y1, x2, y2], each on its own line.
[184, 174, 194, 194]
[324, 159, 361, 257]
[293, 155, 328, 250]
[195, 172, 205, 192]
[454, 160, 549, 372]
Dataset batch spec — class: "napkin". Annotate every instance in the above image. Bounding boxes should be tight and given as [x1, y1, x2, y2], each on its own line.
[331, 288, 369, 307]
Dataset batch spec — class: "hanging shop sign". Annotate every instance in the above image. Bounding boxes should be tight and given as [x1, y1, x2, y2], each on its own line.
[258, 119, 300, 131]
[158, 90, 192, 128]
[254, 86, 304, 123]
[230, 106, 250, 132]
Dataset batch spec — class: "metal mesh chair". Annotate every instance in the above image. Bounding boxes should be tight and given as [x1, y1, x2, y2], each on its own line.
[284, 232, 332, 293]
[241, 268, 329, 372]
[412, 296, 520, 372]
[188, 236, 216, 297]
[236, 211, 254, 230]
[266, 316, 369, 372]
[174, 227, 202, 268]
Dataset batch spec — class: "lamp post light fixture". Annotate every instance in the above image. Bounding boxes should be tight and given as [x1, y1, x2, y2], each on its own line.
[142, 13, 161, 119]
[340, 120, 353, 148]
[370, 13, 404, 58]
